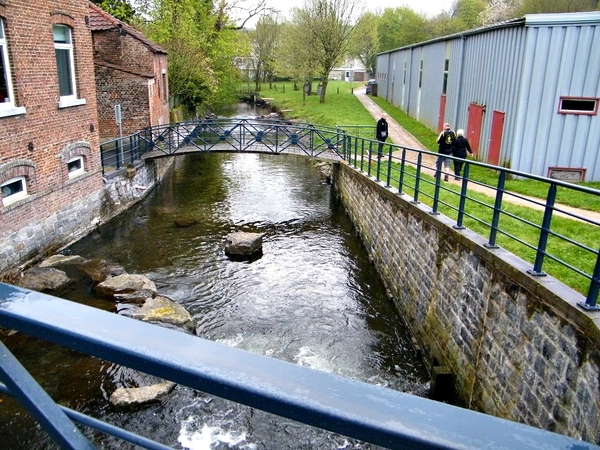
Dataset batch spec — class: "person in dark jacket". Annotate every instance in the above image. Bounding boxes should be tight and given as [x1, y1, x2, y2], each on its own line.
[375, 113, 389, 159]
[452, 129, 473, 180]
[436, 123, 455, 181]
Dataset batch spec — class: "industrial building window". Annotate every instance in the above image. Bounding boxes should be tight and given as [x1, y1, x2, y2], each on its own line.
[67, 156, 85, 178]
[1, 176, 28, 207]
[419, 60, 423, 88]
[558, 97, 598, 115]
[442, 59, 449, 95]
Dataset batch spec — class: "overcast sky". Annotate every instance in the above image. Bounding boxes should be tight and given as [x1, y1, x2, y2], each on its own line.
[268, 0, 455, 20]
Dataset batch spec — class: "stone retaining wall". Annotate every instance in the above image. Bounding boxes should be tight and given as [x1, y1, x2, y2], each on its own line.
[333, 162, 600, 443]
[0, 158, 175, 277]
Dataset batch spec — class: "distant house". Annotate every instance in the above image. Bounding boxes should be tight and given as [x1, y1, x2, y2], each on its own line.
[0, 0, 102, 273]
[89, 2, 169, 140]
[377, 12, 600, 182]
[330, 57, 368, 82]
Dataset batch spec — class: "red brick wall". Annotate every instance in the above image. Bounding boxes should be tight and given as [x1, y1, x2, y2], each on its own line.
[0, 0, 102, 266]
[93, 28, 169, 140]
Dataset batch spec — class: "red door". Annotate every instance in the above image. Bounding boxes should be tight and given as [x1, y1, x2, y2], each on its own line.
[438, 95, 446, 132]
[488, 110, 505, 166]
[467, 103, 485, 156]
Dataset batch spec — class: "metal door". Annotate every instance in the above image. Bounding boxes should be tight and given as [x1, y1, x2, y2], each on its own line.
[488, 110, 505, 165]
[438, 95, 446, 132]
[467, 103, 485, 155]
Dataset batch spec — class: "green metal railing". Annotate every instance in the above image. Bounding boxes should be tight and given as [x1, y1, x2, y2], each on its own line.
[100, 118, 600, 308]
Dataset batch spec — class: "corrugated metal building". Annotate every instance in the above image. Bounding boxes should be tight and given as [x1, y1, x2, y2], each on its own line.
[376, 12, 600, 182]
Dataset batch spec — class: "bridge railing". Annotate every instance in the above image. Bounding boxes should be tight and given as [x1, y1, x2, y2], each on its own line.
[340, 136, 600, 309]
[0, 282, 595, 449]
[99, 119, 600, 308]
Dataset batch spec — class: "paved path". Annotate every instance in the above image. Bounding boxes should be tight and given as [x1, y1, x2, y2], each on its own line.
[354, 87, 600, 225]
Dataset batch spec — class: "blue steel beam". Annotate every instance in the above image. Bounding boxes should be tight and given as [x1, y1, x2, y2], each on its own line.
[0, 340, 95, 449]
[0, 283, 596, 450]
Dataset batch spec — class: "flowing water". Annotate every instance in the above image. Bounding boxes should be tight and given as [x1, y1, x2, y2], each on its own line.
[0, 107, 430, 449]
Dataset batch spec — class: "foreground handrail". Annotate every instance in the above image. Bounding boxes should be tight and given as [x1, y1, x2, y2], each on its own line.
[0, 283, 593, 449]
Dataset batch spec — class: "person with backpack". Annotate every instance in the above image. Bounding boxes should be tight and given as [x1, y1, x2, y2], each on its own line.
[436, 123, 455, 181]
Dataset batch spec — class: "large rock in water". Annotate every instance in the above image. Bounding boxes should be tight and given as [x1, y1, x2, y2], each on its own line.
[109, 381, 176, 409]
[16, 267, 70, 292]
[224, 232, 263, 257]
[95, 274, 157, 301]
[131, 295, 195, 332]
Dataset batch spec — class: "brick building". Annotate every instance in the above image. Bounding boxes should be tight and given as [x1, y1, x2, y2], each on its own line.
[89, 2, 169, 140]
[0, 0, 104, 272]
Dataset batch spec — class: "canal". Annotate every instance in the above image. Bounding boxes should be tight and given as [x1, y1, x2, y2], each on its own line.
[1, 125, 431, 448]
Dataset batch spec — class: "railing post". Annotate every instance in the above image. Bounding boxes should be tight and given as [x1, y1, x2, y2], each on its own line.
[412, 153, 423, 205]
[579, 250, 600, 311]
[385, 145, 393, 188]
[528, 184, 557, 276]
[116, 139, 122, 170]
[397, 148, 406, 195]
[454, 163, 470, 229]
[430, 156, 443, 215]
[367, 141, 373, 177]
[0, 340, 95, 449]
[485, 171, 506, 249]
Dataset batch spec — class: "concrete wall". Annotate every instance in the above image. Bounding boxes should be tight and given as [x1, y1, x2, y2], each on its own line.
[333, 162, 600, 444]
[0, 157, 176, 277]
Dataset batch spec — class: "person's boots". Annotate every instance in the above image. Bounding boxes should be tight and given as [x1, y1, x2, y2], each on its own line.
[444, 174, 449, 182]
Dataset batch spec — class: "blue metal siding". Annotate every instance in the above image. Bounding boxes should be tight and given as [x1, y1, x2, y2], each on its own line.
[513, 23, 600, 180]
[377, 13, 600, 181]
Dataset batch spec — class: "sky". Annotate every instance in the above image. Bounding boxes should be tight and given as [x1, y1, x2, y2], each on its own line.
[267, 0, 455, 21]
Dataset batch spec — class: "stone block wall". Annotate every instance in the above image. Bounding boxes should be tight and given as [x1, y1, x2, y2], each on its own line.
[0, 157, 176, 276]
[333, 162, 600, 443]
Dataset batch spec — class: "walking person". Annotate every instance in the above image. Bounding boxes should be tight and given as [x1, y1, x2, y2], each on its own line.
[375, 113, 389, 159]
[436, 123, 455, 181]
[452, 129, 473, 180]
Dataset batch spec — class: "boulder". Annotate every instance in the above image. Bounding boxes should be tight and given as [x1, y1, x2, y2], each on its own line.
[80, 258, 127, 283]
[224, 232, 263, 257]
[131, 295, 195, 332]
[109, 381, 176, 409]
[173, 218, 198, 228]
[38, 254, 87, 267]
[95, 274, 157, 300]
[16, 267, 70, 292]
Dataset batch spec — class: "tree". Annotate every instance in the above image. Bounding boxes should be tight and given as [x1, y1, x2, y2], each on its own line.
[451, 0, 487, 30]
[250, 15, 281, 91]
[478, 0, 519, 25]
[137, 0, 247, 115]
[91, 0, 135, 22]
[275, 15, 318, 94]
[295, 0, 360, 103]
[516, 0, 599, 14]
[377, 7, 430, 52]
[349, 12, 379, 76]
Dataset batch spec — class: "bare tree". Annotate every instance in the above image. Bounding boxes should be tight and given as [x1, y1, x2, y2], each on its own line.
[297, 0, 361, 103]
[250, 15, 281, 91]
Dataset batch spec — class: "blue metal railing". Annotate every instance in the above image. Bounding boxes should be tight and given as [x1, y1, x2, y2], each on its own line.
[101, 119, 600, 309]
[0, 283, 596, 449]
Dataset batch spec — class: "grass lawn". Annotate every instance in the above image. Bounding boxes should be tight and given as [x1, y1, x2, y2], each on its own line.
[259, 81, 600, 212]
[254, 81, 600, 296]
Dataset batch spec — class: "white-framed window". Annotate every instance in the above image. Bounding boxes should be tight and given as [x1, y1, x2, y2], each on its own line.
[1, 175, 28, 206]
[67, 155, 85, 178]
[558, 96, 599, 116]
[0, 18, 25, 117]
[53, 25, 85, 108]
